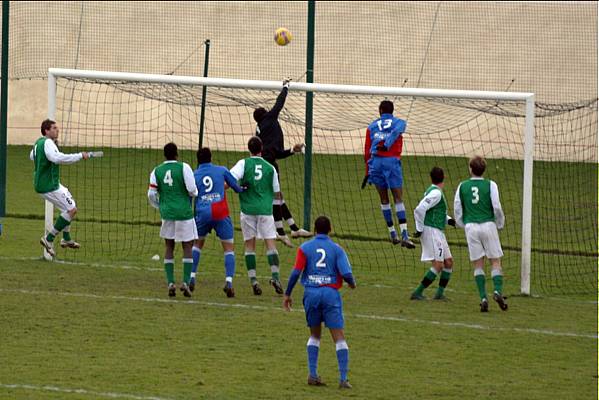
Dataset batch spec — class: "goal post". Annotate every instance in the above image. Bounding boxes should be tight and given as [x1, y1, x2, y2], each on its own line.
[46, 68, 536, 294]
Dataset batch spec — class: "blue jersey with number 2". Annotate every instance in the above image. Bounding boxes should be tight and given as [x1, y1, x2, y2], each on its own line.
[295, 234, 353, 289]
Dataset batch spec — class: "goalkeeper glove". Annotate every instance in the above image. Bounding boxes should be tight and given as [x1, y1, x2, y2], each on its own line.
[282, 77, 291, 89]
[447, 218, 456, 227]
[412, 230, 422, 238]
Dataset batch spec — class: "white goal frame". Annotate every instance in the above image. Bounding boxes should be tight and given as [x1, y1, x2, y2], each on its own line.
[47, 68, 535, 295]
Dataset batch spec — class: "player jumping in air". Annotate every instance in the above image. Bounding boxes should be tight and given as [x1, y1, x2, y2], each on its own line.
[364, 100, 415, 248]
[148, 142, 198, 298]
[230, 136, 284, 295]
[410, 167, 456, 300]
[283, 215, 356, 389]
[253, 78, 312, 247]
[454, 156, 508, 312]
[32, 119, 90, 257]
[190, 147, 245, 297]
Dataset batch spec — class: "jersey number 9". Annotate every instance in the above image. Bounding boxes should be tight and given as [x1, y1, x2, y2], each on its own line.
[203, 176, 213, 192]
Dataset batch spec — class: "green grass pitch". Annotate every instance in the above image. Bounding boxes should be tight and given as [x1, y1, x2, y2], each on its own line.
[0, 145, 596, 399]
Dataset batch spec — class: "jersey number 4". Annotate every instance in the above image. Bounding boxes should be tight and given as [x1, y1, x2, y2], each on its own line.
[163, 170, 173, 186]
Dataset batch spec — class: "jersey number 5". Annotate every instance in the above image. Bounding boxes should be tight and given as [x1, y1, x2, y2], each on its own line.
[254, 164, 263, 180]
[163, 170, 173, 187]
[471, 187, 479, 204]
[316, 249, 327, 268]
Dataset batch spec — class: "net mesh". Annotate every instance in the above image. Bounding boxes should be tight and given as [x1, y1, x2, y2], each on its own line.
[53, 76, 598, 295]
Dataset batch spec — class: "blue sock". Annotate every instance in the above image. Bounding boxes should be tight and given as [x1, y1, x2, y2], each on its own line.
[307, 337, 320, 378]
[224, 251, 235, 284]
[395, 202, 408, 240]
[336, 340, 349, 382]
[191, 246, 201, 277]
[381, 204, 397, 239]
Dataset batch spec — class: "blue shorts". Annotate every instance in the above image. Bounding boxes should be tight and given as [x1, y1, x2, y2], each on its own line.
[368, 157, 403, 189]
[303, 286, 344, 329]
[195, 215, 234, 242]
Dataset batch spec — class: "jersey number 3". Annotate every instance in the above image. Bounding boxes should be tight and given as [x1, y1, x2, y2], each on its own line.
[316, 249, 327, 268]
[471, 187, 479, 204]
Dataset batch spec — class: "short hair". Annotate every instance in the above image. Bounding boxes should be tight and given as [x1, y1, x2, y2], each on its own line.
[163, 142, 178, 160]
[314, 215, 332, 235]
[197, 147, 212, 165]
[469, 156, 487, 177]
[379, 100, 394, 115]
[40, 119, 55, 136]
[248, 136, 263, 155]
[430, 166, 445, 184]
[253, 107, 267, 123]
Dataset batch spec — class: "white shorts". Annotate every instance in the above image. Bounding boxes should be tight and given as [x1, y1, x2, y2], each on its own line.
[420, 226, 452, 262]
[240, 212, 277, 241]
[160, 219, 198, 242]
[39, 184, 76, 212]
[465, 221, 503, 261]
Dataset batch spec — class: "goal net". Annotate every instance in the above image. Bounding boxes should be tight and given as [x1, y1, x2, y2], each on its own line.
[47, 69, 597, 295]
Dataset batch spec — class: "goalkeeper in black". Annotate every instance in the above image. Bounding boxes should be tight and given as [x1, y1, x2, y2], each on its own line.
[253, 78, 312, 247]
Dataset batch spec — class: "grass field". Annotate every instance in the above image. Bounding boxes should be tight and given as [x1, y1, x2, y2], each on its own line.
[0, 144, 597, 399]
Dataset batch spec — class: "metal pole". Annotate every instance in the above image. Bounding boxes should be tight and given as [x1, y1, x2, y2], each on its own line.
[198, 39, 210, 149]
[303, 0, 315, 230]
[0, 0, 10, 236]
[520, 95, 535, 295]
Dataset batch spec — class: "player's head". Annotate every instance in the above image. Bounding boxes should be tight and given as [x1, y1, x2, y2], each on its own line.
[430, 166, 445, 186]
[248, 136, 263, 155]
[41, 119, 58, 138]
[379, 100, 394, 115]
[163, 142, 178, 161]
[197, 147, 212, 165]
[253, 107, 267, 123]
[469, 156, 486, 177]
[314, 215, 332, 235]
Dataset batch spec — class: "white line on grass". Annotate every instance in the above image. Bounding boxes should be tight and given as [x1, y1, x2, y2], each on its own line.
[1, 256, 597, 305]
[0, 383, 173, 400]
[0, 288, 596, 340]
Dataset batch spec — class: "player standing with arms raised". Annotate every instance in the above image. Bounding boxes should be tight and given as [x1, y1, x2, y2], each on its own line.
[190, 147, 245, 297]
[283, 216, 356, 389]
[32, 119, 91, 257]
[253, 78, 311, 247]
[230, 136, 284, 295]
[148, 142, 198, 298]
[454, 156, 508, 312]
[364, 100, 415, 248]
[410, 167, 456, 300]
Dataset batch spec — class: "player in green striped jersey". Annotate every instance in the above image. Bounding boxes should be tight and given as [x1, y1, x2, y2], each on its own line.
[31, 119, 90, 257]
[230, 136, 284, 296]
[148, 142, 199, 298]
[410, 167, 456, 300]
[454, 156, 507, 312]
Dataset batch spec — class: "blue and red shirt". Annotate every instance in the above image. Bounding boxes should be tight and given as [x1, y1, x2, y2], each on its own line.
[194, 163, 243, 221]
[364, 113, 406, 173]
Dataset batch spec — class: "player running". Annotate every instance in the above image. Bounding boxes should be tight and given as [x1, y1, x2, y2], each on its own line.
[364, 100, 415, 248]
[454, 156, 508, 312]
[253, 78, 312, 247]
[148, 142, 198, 298]
[190, 147, 245, 297]
[230, 136, 284, 295]
[410, 167, 456, 300]
[32, 119, 91, 257]
[283, 215, 356, 389]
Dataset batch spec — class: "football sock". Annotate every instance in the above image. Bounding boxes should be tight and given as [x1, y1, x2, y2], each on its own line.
[281, 201, 299, 231]
[267, 249, 280, 281]
[62, 225, 72, 242]
[395, 202, 409, 240]
[182, 258, 193, 285]
[380, 204, 397, 239]
[335, 340, 349, 382]
[47, 214, 71, 242]
[474, 268, 487, 300]
[191, 246, 201, 278]
[415, 267, 438, 295]
[436, 268, 452, 297]
[307, 336, 320, 378]
[164, 259, 175, 285]
[224, 251, 235, 282]
[273, 200, 286, 236]
[492, 268, 503, 295]
[245, 252, 258, 284]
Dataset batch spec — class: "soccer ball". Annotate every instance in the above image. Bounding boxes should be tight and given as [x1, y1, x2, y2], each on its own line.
[274, 27, 292, 46]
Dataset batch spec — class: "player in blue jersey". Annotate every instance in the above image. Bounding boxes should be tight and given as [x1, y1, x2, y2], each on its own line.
[283, 216, 356, 389]
[364, 100, 415, 249]
[190, 147, 245, 297]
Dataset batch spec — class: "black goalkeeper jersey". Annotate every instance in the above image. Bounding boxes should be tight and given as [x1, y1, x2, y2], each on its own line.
[256, 87, 294, 165]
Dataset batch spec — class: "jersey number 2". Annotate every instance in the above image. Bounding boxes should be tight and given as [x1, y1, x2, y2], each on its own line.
[316, 249, 327, 268]
[163, 170, 173, 187]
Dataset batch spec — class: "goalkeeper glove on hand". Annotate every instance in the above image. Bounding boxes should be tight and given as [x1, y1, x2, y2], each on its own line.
[447, 218, 456, 227]
[282, 77, 291, 89]
[412, 230, 422, 238]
